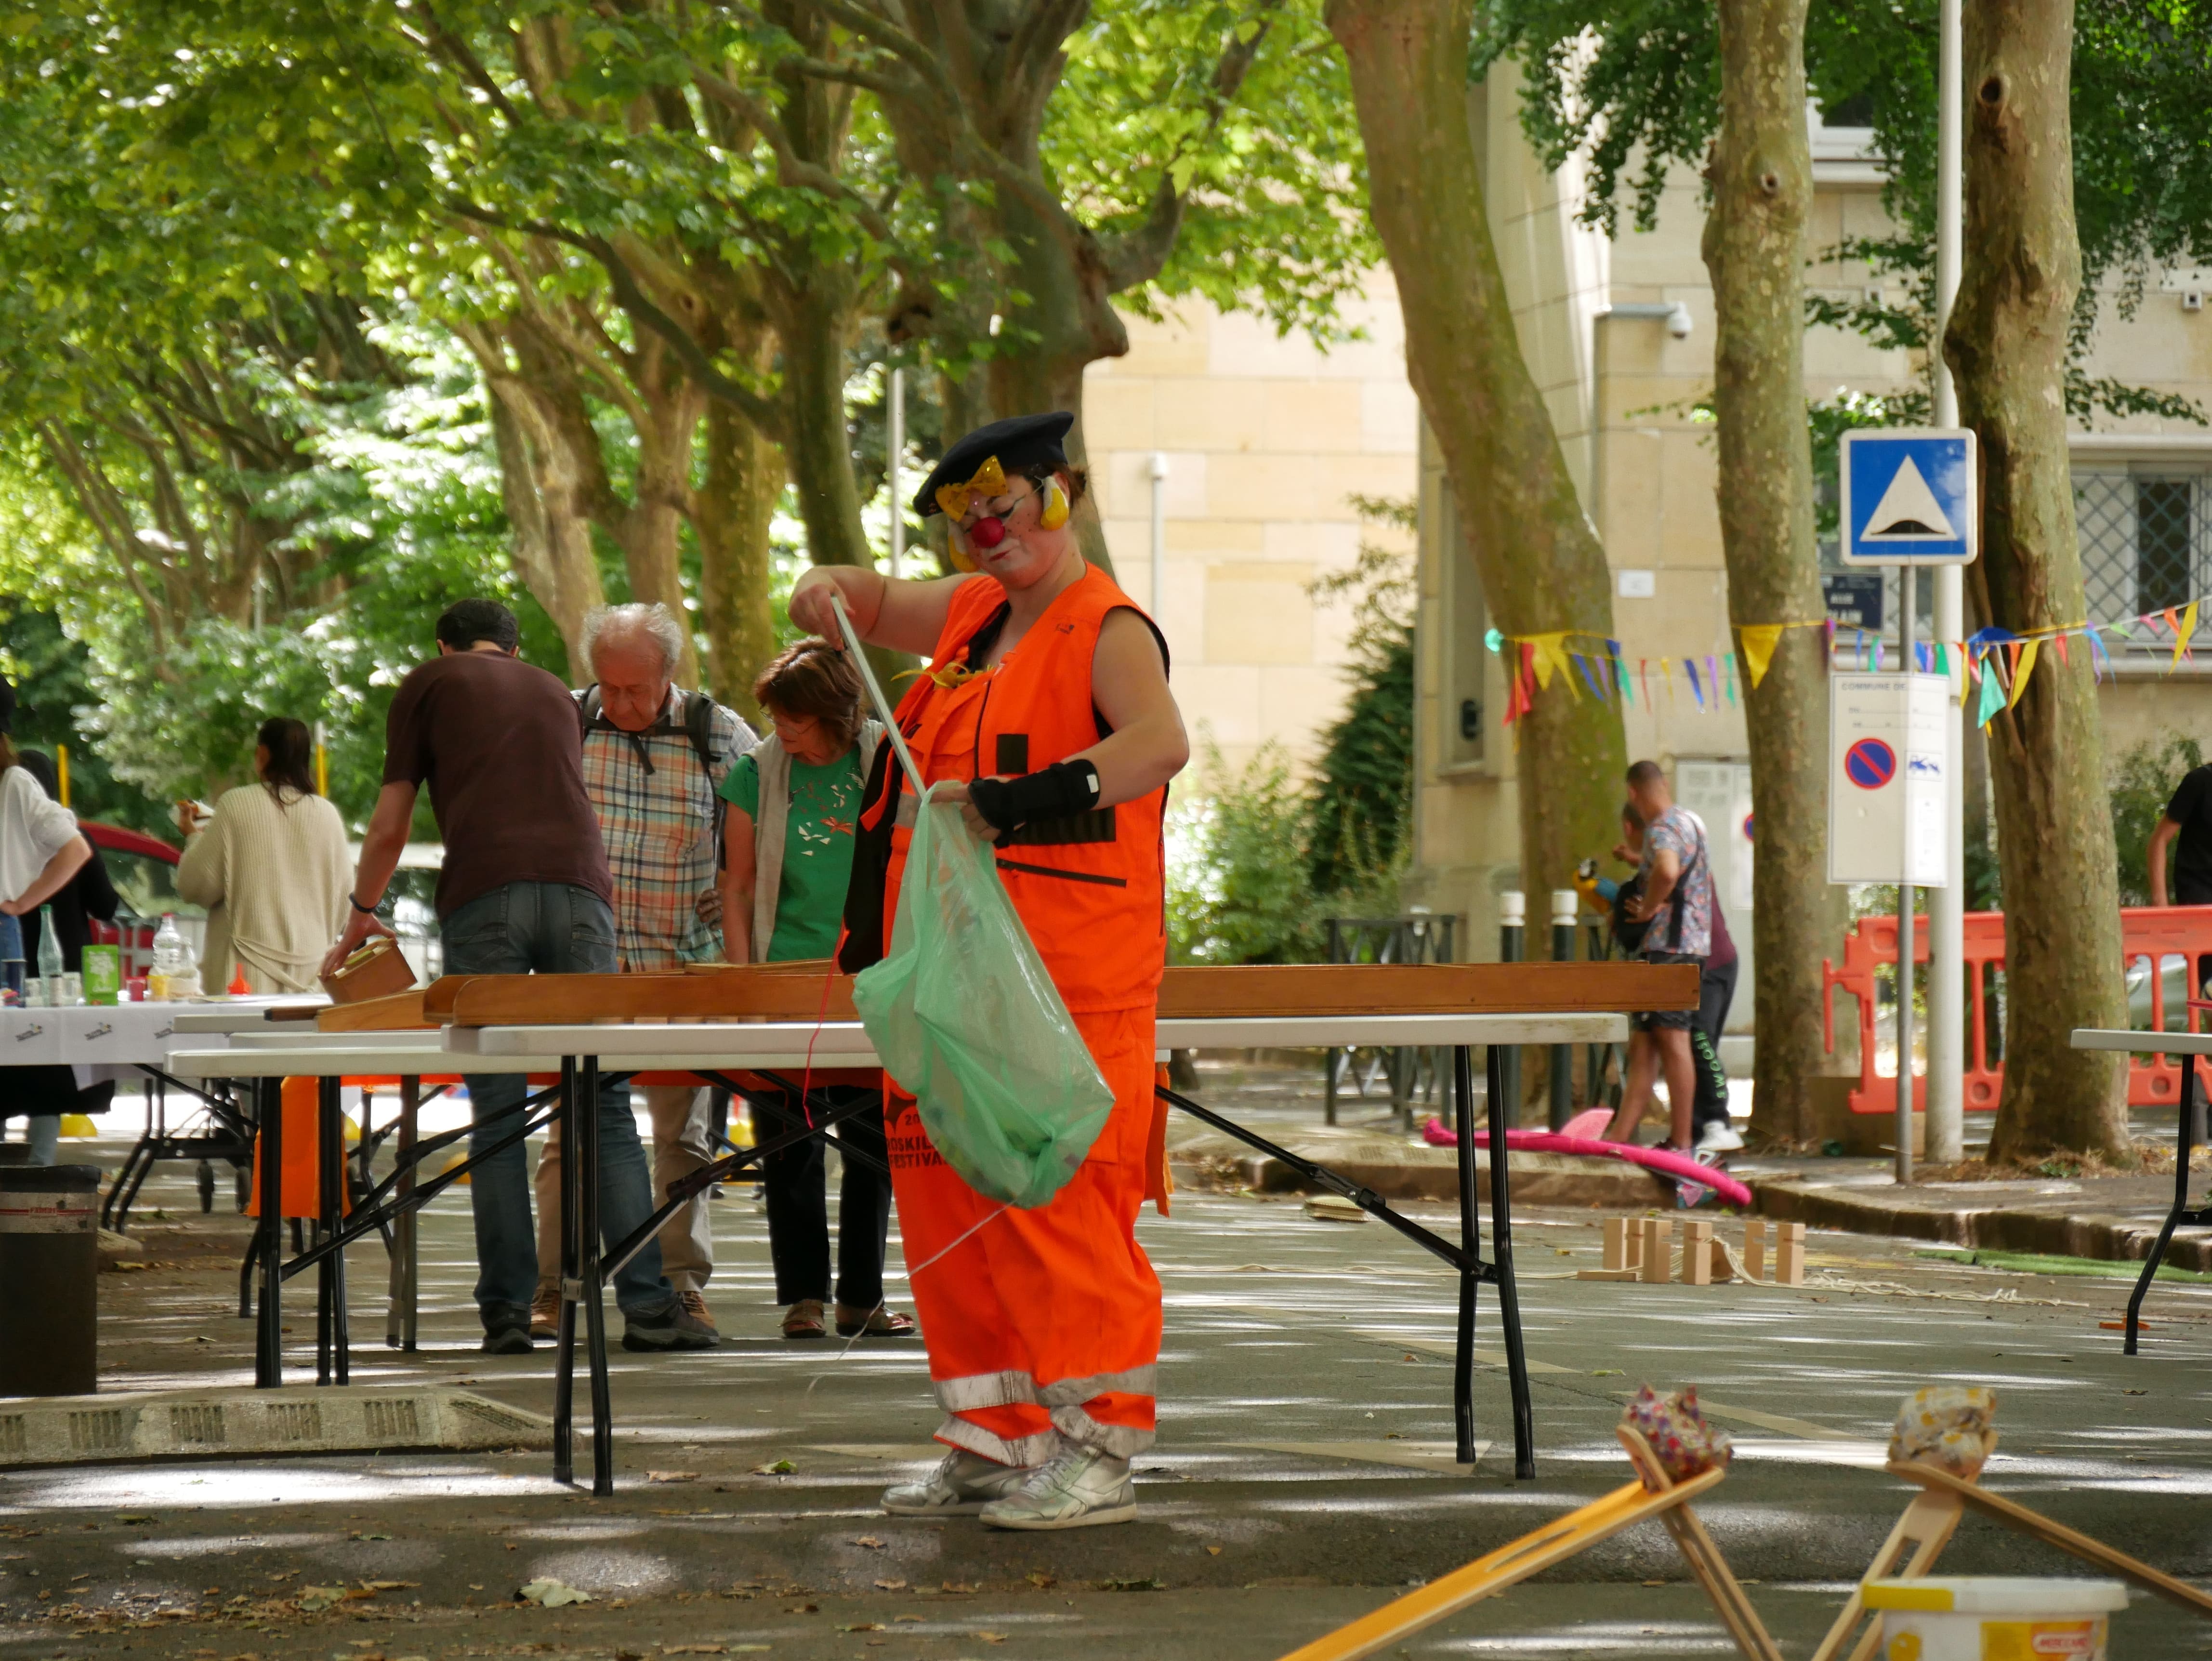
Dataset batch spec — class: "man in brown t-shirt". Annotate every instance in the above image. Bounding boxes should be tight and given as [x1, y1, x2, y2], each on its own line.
[325, 598, 713, 1355]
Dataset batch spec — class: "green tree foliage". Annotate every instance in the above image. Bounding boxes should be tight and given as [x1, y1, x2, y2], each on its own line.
[2111, 732, 2203, 907]
[1167, 740, 1320, 965]
[1305, 499, 1415, 897]
[1482, 0, 2212, 423]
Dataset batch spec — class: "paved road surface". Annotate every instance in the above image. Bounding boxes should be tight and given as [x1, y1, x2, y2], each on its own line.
[5, 1133, 2209, 1659]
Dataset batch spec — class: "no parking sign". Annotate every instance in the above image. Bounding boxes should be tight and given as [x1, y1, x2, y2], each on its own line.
[1829, 674, 1950, 887]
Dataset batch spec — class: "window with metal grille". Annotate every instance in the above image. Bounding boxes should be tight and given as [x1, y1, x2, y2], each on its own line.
[2072, 470, 2209, 633]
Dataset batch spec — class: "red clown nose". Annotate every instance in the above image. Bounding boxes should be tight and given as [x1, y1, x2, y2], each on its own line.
[968, 516, 1006, 549]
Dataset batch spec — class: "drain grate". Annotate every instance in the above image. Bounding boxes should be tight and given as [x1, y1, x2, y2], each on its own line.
[0, 1386, 552, 1469]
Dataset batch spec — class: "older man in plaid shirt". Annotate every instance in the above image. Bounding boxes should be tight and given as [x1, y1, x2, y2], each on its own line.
[531, 602, 758, 1341]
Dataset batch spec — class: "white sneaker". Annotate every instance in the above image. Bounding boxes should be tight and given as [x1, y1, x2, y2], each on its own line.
[1696, 1121, 1746, 1153]
[977, 1444, 1137, 1531]
[881, 1448, 1035, 1516]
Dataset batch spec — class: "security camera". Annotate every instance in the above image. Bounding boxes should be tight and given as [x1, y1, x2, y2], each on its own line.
[1665, 302, 1694, 340]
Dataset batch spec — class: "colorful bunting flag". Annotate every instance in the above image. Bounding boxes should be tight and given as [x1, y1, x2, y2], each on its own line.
[1976, 651, 2006, 727]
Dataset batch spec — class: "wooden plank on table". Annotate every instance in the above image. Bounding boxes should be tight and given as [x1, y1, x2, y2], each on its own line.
[1156, 962, 1699, 1016]
[449, 971, 859, 1027]
[443, 960, 1698, 1027]
[316, 990, 434, 1032]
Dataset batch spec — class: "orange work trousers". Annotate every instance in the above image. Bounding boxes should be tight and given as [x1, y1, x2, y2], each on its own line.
[885, 1006, 1163, 1466]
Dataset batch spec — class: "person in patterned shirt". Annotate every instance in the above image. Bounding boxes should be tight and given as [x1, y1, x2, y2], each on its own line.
[530, 602, 757, 1343]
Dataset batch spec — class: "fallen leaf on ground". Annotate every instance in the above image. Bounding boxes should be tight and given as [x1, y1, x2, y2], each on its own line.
[516, 1579, 591, 1608]
[873, 1579, 907, 1591]
[940, 1581, 976, 1593]
[839, 1624, 883, 1633]
[852, 1535, 885, 1549]
[751, 1459, 795, 1475]
[1206, 1546, 1223, 1556]
[1095, 1576, 1164, 1592]
[646, 1471, 698, 1485]
[1026, 1572, 1056, 1590]
[662, 1646, 725, 1653]
[977, 1634, 1007, 1645]
[294, 1587, 350, 1612]
[361, 1581, 417, 1593]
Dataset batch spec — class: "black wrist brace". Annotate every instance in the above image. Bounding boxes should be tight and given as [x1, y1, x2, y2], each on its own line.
[967, 758, 1101, 835]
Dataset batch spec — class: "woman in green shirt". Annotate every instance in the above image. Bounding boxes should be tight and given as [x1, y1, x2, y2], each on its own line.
[718, 639, 911, 1341]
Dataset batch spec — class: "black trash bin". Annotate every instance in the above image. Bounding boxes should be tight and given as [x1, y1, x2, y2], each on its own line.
[0, 1164, 102, 1397]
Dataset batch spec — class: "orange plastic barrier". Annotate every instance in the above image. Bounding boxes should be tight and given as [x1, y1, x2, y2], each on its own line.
[1822, 907, 2212, 1115]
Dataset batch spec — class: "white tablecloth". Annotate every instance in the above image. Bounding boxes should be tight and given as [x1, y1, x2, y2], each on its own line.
[0, 999, 309, 1088]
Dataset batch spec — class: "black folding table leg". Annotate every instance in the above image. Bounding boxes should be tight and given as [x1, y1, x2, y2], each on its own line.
[1451, 1043, 1479, 1467]
[389, 1077, 420, 1351]
[317, 1075, 349, 1385]
[254, 1078, 283, 1387]
[1485, 1044, 1535, 1479]
[553, 1059, 579, 1486]
[580, 1056, 615, 1496]
[2126, 1048, 2198, 1356]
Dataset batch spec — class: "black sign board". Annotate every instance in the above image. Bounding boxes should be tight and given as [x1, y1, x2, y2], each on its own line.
[1821, 571, 1884, 631]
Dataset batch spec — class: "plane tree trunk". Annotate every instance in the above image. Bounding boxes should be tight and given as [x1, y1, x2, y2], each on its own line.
[1944, 0, 2129, 1160]
[1328, 0, 1627, 964]
[1702, 0, 1846, 1147]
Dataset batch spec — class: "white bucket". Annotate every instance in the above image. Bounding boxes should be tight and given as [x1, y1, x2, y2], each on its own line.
[1865, 1577, 2128, 1661]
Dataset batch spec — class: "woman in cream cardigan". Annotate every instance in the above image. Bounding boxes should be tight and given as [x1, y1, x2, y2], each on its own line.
[717, 639, 909, 1342]
[177, 717, 352, 994]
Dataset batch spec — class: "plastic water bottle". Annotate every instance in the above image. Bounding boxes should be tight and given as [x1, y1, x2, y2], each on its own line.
[36, 906, 63, 982]
[149, 913, 199, 1001]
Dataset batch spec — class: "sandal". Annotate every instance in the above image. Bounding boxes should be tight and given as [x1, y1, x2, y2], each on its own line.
[781, 1298, 828, 1341]
[835, 1303, 917, 1339]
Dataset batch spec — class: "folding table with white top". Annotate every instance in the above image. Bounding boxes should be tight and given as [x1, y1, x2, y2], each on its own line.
[2070, 1026, 2212, 1351]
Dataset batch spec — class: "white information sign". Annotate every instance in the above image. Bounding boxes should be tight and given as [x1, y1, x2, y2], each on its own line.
[1828, 673, 1951, 888]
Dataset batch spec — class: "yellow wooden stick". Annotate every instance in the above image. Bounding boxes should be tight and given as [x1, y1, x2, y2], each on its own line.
[1808, 1486, 1965, 1661]
[1275, 1428, 1778, 1661]
[1894, 1461, 2212, 1618]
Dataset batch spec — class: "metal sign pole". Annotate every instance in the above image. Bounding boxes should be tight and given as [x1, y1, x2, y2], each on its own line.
[1926, 0, 1968, 1163]
[1897, 573, 1916, 1186]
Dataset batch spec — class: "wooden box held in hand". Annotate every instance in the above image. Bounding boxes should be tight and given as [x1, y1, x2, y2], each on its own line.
[320, 935, 418, 1005]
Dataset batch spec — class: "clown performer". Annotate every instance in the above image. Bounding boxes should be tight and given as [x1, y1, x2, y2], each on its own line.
[788, 411, 1188, 1530]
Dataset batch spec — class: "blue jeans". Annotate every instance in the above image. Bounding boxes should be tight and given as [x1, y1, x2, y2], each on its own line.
[442, 882, 674, 1330]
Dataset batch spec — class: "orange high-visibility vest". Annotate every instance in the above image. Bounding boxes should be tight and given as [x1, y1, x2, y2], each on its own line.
[246, 1076, 353, 1221]
[864, 566, 1169, 1013]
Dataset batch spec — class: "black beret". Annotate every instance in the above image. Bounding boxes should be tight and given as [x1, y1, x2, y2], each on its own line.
[913, 411, 1075, 518]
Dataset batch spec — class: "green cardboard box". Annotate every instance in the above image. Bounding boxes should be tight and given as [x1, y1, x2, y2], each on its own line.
[81, 943, 121, 1006]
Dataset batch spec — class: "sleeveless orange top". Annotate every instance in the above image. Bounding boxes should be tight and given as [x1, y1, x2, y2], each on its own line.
[862, 567, 1169, 1015]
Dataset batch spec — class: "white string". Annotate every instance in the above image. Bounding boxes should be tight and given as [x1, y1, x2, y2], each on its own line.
[831, 591, 927, 798]
[805, 1203, 1011, 1394]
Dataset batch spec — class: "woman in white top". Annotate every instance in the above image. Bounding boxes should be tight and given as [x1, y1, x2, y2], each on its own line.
[0, 709, 90, 1164]
[176, 718, 353, 994]
[0, 725, 90, 928]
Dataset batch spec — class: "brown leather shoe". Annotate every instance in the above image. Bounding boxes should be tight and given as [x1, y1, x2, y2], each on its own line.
[678, 1288, 719, 1335]
[529, 1284, 561, 1341]
[781, 1298, 828, 1341]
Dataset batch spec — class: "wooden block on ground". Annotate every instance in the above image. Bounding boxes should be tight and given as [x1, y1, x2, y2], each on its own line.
[1575, 1268, 1644, 1282]
[1602, 1216, 1637, 1271]
[1679, 1220, 1713, 1286]
[1775, 1222, 1805, 1287]
[1742, 1217, 1767, 1283]
[1639, 1217, 1672, 1284]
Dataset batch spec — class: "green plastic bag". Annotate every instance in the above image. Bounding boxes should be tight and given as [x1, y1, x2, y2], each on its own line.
[852, 785, 1116, 1209]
